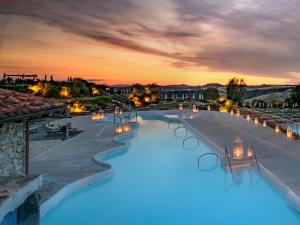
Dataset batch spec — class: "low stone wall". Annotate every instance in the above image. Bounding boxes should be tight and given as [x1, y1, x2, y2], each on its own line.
[0, 122, 24, 176]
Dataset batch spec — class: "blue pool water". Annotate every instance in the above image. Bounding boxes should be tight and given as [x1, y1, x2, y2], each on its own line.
[43, 118, 300, 225]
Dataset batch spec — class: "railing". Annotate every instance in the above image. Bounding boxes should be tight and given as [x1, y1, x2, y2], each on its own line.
[251, 144, 260, 171]
[183, 136, 200, 150]
[197, 153, 219, 171]
[174, 126, 188, 138]
[225, 147, 234, 180]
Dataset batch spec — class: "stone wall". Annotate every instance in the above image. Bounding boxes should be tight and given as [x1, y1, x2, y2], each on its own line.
[0, 122, 24, 176]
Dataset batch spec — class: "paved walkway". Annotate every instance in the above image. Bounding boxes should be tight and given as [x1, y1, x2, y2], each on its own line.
[184, 111, 300, 197]
[29, 115, 121, 203]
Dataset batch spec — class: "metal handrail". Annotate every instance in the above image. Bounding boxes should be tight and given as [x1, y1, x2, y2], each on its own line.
[197, 153, 219, 171]
[225, 147, 234, 180]
[174, 126, 188, 138]
[183, 136, 200, 150]
[168, 120, 182, 130]
[251, 144, 260, 171]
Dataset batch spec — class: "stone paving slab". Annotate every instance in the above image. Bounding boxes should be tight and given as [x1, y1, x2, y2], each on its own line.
[184, 111, 300, 198]
[29, 115, 121, 203]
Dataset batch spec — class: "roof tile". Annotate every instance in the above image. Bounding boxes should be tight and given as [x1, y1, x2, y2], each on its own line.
[0, 88, 65, 122]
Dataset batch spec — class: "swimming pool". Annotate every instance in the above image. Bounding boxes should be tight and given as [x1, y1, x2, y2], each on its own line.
[43, 117, 300, 225]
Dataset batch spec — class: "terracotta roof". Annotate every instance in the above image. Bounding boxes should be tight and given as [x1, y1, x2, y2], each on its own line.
[0, 88, 65, 123]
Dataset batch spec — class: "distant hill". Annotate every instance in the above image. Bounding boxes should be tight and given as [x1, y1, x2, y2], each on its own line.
[244, 89, 291, 102]
[244, 87, 292, 100]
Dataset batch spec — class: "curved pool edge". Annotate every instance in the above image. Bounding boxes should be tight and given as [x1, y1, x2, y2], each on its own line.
[40, 126, 138, 218]
[181, 116, 300, 213]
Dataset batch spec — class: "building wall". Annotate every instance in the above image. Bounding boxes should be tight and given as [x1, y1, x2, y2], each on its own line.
[0, 122, 24, 176]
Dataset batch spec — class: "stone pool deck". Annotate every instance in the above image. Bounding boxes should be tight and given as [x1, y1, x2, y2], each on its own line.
[29, 115, 122, 204]
[184, 110, 300, 208]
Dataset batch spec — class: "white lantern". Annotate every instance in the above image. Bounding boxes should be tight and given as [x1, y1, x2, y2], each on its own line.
[99, 110, 105, 120]
[254, 117, 259, 125]
[275, 125, 280, 134]
[263, 120, 267, 127]
[230, 110, 234, 116]
[247, 147, 254, 159]
[115, 124, 123, 134]
[236, 110, 240, 117]
[246, 115, 250, 121]
[179, 103, 183, 111]
[114, 106, 119, 115]
[233, 137, 244, 160]
[192, 104, 198, 113]
[207, 105, 211, 111]
[123, 121, 131, 133]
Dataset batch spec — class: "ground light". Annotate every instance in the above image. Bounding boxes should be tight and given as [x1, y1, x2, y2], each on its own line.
[246, 114, 250, 121]
[91, 110, 104, 121]
[236, 109, 240, 117]
[115, 124, 123, 134]
[287, 126, 293, 138]
[178, 103, 183, 111]
[192, 104, 198, 113]
[247, 146, 254, 158]
[230, 110, 234, 116]
[254, 117, 259, 125]
[263, 120, 267, 127]
[207, 105, 211, 111]
[275, 125, 280, 134]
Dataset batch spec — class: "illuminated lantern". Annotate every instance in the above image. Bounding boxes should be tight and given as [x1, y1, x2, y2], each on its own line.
[91, 112, 98, 121]
[246, 115, 250, 121]
[263, 120, 267, 127]
[192, 104, 198, 113]
[275, 125, 280, 134]
[119, 109, 123, 115]
[123, 122, 131, 133]
[59, 87, 70, 98]
[247, 147, 254, 158]
[254, 117, 259, 125]
[92, 87, 100, 96]
[207, 105, 211, 111]
[230, 110, 234, 116]
[287, 126, 293, 138]
[115, 124, 123, 134]
[179, 103, 183, 111]
[236, 110, 240, 117]
[233, 137, 244, 160]
[99, 110, 105, 120]
[114, 107, 120, 115]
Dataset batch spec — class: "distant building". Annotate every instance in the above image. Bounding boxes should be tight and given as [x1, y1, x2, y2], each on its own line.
[160, 89, 204, 101]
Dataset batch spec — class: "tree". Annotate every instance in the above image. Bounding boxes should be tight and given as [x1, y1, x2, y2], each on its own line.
[226, 77, 246, 105]
[291, 85, 300, 106]
[203, 88, 219, 101]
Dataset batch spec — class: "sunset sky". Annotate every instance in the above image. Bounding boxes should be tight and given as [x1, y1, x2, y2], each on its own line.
[1, 0, 300, 85]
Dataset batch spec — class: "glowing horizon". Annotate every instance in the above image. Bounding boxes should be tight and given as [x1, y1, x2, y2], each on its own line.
[1, 0, 299, 86]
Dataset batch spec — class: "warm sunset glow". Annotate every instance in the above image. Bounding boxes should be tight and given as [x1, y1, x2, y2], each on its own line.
[0, 1, 298, 85]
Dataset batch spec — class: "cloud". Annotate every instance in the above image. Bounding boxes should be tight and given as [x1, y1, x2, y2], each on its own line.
[1, 0, 300, 81]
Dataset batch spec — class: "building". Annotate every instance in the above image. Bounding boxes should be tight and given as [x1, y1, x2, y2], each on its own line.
[160, 89, 204, 101]
[0, 88, 65, 225]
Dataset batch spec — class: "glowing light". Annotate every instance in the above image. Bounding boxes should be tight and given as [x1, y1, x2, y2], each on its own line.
[28, 84, 42, 94]
[247, 147, 254, 158]
[233, 137, 244, 160]
[263, 120, 267, 127]
[91, 110, 104, 121]
[254, 117, 259, 125]
[59, 87, 70, 98]
[179, 103, 183, 111]
[275, 125, 280, 134]
[92, 87, 100, 96]
[230, 110, 234, 116]
[68, 101, 86, 113]
[246, 115, 250, 121]
[144, 96, 151, 103]
[192, 104, 198, 113]
[287, 126, 293, 138]
[207, 105, 211, 111]
[115, 124, 123, 134]
[123, 121, 132, 133]
[236, 110, 240, 117]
